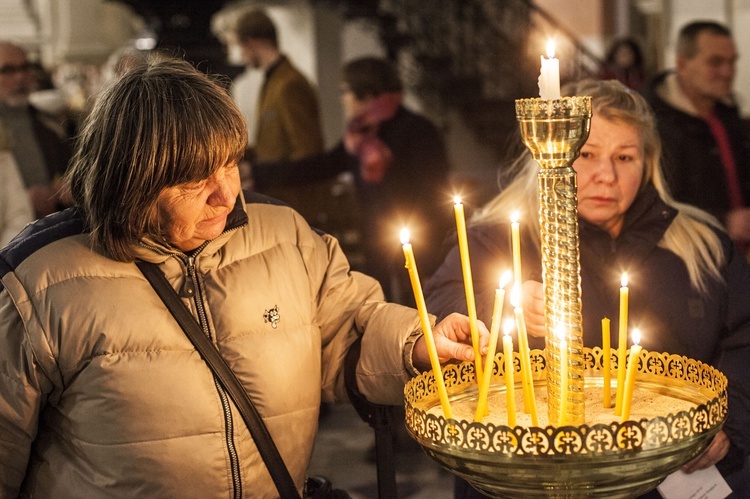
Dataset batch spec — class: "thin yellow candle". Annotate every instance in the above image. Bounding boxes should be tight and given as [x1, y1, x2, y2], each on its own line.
[557, 325, 568, 426]
[453, 196, 483, 383]
[620, 329, 642, 422]
[512, 286, 538, 426]
[602, 318, 612, 408]
[510, 211, 523, 290]
[474, 271, 512, 422]
[615, 273, 629, 416]
[502, 320, 517, 427]
[400, 228, 452, 419]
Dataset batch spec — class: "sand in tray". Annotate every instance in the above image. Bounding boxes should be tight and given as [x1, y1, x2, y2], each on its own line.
[428, 385, 698, 427]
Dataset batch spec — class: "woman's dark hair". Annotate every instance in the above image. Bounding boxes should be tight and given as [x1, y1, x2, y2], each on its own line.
[342, 57, 403, 99]
[604, 37, 644, 68]
[67, 56, 247, 261]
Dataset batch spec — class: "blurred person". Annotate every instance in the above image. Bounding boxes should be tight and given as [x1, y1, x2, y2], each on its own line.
[253, 56, 452, 306]
[0, 124, 33, 246]
[0, 56, 487, 498]
[0, 41, 72, 218]
[426, 79, 750, 498]
[229, 8, 328, 221]
[645, 21, 750, 252]
[598, 37, 647, 91]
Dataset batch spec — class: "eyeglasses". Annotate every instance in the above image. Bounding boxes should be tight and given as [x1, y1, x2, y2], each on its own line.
[0, 63, 33, 76]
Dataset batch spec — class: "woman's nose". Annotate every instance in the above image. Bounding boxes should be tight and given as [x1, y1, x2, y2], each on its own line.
[208, 170, 236, 206]
[592, 158, 617, 183]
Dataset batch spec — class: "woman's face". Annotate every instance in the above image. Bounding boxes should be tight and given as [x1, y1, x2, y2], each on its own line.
[574, 115, 644, 238]
[156, 163, 241, 251]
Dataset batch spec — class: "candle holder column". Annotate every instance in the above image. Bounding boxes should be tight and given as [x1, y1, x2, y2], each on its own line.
[515, 96, 591, 426]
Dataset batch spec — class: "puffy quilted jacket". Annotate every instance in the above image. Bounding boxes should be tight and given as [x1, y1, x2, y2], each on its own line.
[0, 192, 423, 498]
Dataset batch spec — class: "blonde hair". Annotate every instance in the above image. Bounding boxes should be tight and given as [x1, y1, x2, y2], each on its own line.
[472, 79, 725, 293]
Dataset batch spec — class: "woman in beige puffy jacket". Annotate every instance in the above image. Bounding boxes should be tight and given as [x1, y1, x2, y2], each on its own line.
[0, 57, 485, 498]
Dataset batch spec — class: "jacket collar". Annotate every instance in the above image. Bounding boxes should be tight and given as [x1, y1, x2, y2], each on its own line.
[133, 192, 249, 263]
[580, 185, 677, 266]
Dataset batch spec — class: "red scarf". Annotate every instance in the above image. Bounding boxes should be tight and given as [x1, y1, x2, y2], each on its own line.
[344, 92, 402, 184]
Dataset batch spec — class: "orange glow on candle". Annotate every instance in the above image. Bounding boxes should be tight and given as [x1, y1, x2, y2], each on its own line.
[400, 228, 452, 419]
[475, 271, 511, 421]
[620, 329, 642, 422]
[512, 286, 537, 425]
[503, 319, 517, 427]
[453, 196, 483, 383]
[615, 273, 629, 416]
[602, 318, 612, 408]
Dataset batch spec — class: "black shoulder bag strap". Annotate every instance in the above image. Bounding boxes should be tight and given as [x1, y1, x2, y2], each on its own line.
[136, 261, 301, 499]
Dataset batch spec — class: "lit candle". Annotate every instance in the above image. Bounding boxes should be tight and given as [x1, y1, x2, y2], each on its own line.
[557, 325, 568, 426]
[512, 286, 538, 426]
[615, 273, 629, 417]
[602, 318, 612, 408]
[400, 228, 452, 419]
[503, 319, 517, 427]
[453, 196, 483, 383]
[620, 329, 642, 422]
[538, 39, 561, 100]
[474, 271, 512, 422]
[510, 211, 523, 290]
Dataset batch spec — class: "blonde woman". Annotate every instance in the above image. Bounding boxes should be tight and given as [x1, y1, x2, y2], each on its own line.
[425, 79, 750, 497]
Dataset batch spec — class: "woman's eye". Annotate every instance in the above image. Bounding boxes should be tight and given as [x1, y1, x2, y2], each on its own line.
[579, 151, 592, 159]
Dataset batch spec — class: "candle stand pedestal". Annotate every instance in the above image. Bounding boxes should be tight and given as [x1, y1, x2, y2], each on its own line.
[404, 348, 727, 498]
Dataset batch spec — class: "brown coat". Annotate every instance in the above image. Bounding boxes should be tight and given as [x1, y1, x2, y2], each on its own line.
[253, 57, 324, 163]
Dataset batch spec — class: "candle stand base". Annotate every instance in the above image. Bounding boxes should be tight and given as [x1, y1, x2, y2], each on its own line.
[404, 348, 727, 498]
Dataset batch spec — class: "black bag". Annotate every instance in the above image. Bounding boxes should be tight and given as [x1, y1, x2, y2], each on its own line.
[304, 476, 352, 499]
[139, 262, 350, 499]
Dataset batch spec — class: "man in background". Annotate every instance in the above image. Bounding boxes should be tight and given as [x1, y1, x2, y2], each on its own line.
[646, 21, 750, 250]
[0, 41, 71, 218]
[229, 9, 327, 222]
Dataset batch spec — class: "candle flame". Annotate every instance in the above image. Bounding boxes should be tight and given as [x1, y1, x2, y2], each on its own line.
[400, 227, 410, 245]
[453, 195, 462, 205]
[621, 273, 628, 287]
[503, 318, 515, 336]
[510, 210, 520, 224]
[499, 270, 512, 289]
[632, 328, 641, 345]
[546, 39, 556, 58]
[510, 284, 521, 308]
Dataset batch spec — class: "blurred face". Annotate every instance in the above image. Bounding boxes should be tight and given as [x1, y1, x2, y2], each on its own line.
[677, 32, 737, 102]
[156, 163, 241, 251]
[340, 87, 370, 120]
[574, 115, 644, 238]
[0, 43, 35, 107]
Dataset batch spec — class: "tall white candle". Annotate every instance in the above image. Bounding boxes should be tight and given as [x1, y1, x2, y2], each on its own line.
[538, 39, 561, 100]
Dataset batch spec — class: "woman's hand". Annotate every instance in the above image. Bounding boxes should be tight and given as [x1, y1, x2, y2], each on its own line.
[413, 313, 489, 370]
[681, 430, 730, 473]
[521, 280, 546, 337]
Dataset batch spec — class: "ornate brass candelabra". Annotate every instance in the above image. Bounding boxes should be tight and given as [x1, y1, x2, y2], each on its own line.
[516, 96, 591, 426]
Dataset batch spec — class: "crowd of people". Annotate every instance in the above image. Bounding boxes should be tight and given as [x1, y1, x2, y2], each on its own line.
[0, 9, 749, 499]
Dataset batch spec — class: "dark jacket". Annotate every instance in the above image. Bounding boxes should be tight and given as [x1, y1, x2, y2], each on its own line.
[645, 71, 750, 221]
[424, 186, 750, 474]
[254, 105, 452, 282]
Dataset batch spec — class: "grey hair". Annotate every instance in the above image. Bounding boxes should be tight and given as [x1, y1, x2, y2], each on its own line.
[67, 56, 247, 262]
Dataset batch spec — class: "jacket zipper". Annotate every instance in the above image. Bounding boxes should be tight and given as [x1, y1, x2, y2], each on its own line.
[185, 255, 243, 499]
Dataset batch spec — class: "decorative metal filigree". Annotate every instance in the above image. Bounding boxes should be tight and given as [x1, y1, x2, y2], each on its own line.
[404, 347, 727, 457]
